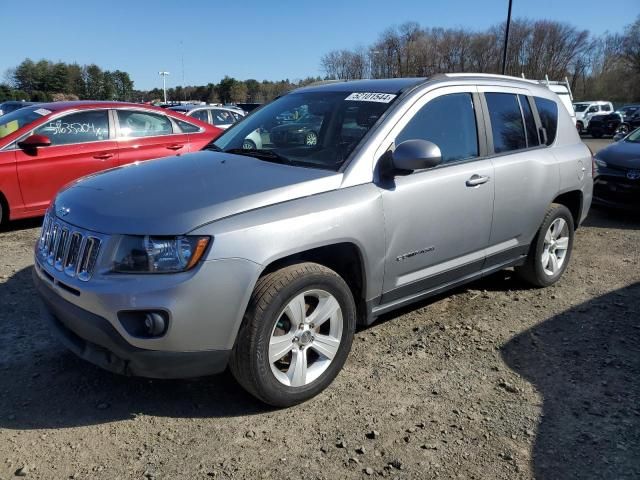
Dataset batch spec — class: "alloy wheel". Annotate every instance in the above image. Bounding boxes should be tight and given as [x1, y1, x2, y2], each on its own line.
[541, 218, 570, 276]
[269, 289, 342, 387]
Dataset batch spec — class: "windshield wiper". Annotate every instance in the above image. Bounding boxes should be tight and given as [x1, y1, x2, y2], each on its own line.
[224, 148, 291, 164]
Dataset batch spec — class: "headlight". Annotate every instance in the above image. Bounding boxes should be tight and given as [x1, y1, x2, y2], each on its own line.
[112, 235, 211, 273]
[594, 157, 608, 169]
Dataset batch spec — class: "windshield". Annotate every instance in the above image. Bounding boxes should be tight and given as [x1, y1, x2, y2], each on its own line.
[625, 128, 640, 143]
[573, 103, 589, 112]
[208, 91, 396, 170]
[0, 106, 50, 139]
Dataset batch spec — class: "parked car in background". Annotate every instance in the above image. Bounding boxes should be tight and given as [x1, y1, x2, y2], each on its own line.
[0, 101, 39, 116]
[270, 113, 324, 146]
[168, 105, 243, 129]
[34, 75, 592, 407]
[593, 127, 640, 209]
[573, 101, 614, 132]
[587, 105, 640, 138]
[0, 101, 221, 224]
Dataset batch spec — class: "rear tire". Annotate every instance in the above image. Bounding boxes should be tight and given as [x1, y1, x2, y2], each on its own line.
[516, 204, 574, 288]
[229, 262, 356, 407]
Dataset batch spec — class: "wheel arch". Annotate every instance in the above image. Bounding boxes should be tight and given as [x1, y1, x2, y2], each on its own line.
[259, 242, 368, 325]
[552, 190, 583, 230]
[0, 190, 9, 225]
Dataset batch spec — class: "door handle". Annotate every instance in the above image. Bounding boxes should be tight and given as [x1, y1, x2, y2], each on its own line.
[466, 174, 490, 187]
[93, 153, 114, 160]
[166, 144, 184, 150]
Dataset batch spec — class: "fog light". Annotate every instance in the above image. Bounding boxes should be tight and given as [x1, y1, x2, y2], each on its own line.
[144, 312, 166, 336]
[118, 310, 169, 338]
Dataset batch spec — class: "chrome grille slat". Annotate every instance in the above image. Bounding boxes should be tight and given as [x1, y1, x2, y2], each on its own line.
[37, 213, 104, 282]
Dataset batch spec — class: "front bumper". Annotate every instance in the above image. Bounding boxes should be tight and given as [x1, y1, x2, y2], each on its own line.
[593, 174, 640, 209]
[35, 269, 232, 378]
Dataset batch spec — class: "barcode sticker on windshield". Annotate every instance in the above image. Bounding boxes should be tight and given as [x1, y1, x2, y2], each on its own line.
[34, 108, 52, 116]
[345, 92, 396, 103]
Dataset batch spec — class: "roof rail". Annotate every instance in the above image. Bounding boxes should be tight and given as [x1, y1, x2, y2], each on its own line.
[442, 73, 539, 84]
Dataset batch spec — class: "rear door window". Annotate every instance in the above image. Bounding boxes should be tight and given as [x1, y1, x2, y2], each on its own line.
[212, 109, 234, 127]
[175, 119, 201, 133]
[35, 110, 110, 145]
[485, 93, 526, 153]
[117, 110, 173, 137]
[533, 97, 558, 146]
[191, 109, 210, 124]
[395, 92, 479, 164]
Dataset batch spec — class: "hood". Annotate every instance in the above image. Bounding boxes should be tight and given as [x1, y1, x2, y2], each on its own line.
[54, 151, 342, 235]
[596, 141, 640, 169]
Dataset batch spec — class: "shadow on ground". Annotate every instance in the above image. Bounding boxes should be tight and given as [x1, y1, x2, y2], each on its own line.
[583, 205, 640, 231]
[0, 267, 270, 431]
[502, 283, 640, 479]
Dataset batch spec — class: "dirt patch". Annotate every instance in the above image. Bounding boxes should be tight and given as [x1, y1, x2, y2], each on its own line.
[1, 205, 639, 479]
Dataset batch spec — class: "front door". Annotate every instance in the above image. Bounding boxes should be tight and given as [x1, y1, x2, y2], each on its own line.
[379, 87, 494, 304]
[15, 109, 117, 212]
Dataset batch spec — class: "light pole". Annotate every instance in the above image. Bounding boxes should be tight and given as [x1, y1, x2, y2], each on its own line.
[159, 71, 170, 103]
[501, 0, 513, 75]
[369, 50, 381, 79]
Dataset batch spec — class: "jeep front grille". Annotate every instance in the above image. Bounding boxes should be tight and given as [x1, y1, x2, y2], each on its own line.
[38, 214, 103, 281]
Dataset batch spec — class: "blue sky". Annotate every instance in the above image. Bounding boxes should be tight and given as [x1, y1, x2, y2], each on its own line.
[2, 0, 638, 90]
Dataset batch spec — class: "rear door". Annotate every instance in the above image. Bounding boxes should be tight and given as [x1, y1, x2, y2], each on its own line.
[115, 108, 189, 165]
[479, 88, 559, 265]
[15, 109, 117, 212]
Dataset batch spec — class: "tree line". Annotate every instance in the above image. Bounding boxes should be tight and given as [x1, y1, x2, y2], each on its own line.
[1, 59, 134, 102]
[321, 16, 640, 103]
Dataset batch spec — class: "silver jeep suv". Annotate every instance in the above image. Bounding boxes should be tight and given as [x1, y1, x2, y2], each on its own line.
[34, 75, 593, 406]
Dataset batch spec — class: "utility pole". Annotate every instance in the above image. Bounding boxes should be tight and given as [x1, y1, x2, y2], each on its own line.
[501, 0, 513, 75]
[159, 71, 170, 103]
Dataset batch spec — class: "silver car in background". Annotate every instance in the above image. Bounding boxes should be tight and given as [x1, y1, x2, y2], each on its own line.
[34, 74, 593, 406]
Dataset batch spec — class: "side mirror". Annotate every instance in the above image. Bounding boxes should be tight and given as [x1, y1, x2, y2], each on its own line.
[392, 139, 442, 172]
[18, 134, 51, 149]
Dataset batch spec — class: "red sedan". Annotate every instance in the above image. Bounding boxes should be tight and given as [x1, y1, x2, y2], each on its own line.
[0, 101, 221, 224]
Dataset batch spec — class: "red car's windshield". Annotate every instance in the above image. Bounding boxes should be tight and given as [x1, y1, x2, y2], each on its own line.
[0, 106, 51, 140]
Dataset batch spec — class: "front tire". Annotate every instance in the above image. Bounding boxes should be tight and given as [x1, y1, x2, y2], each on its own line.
[229, 262, 356, 407]
[516, 204, 575, 287]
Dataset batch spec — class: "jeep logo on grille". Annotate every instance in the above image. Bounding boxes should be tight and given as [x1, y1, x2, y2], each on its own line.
[627, 170, 640, 180]
[56, 206, 70, 217]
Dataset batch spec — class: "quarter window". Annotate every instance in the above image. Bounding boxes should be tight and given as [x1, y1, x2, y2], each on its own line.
[175, 119, 200, 133]
[35, 110, 109, 145]
[533, 97, 558, 146]
[117, 110, 173, 137]
[485, 93, 526, 153]
[518, 95, 540, 147]
[395, 93, 479, 164]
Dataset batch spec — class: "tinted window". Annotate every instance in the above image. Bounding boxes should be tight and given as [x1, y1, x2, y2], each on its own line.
[534, 97, 558, 146]
[175, 119, 200, 133]
[486, 93, 526, 153]
[35, 110, 109, 145]
[212, 109, 234, 126]
[230, 112, 243, 122]
[396, 93, 478, 164]
[117, 110, 173, 137]
[191, 109, 210, 123]
[518, 95, 540, 147]
[601, 104, 612, 112]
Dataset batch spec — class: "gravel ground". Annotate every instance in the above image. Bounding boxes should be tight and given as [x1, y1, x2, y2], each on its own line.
[1, 139, 639, 480]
